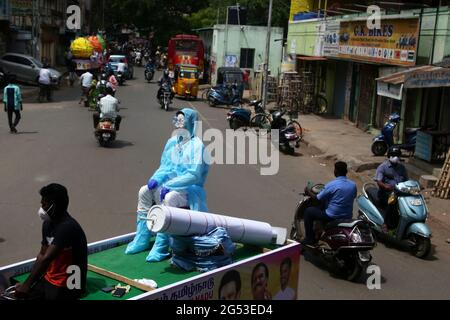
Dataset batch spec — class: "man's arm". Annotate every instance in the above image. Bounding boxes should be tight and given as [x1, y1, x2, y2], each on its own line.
[15, 244, 62, 297]
[375, 165, 394, 191]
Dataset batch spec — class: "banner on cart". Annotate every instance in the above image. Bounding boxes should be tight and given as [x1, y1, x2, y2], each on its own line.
[147, 244, 301, 300]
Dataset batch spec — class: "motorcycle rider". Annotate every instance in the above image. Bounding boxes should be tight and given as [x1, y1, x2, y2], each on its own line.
[79, 70, 94, 105]
[375, 147, 408, 231]
[136, 108, 209, 262]
[302, 161, 357, 246]
[157, 69, 174, 101]
[93, 87, 121, 131]
[116, 59, 127, 80]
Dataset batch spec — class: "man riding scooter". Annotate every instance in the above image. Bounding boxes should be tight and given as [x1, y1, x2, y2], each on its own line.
[93, 87, 122, 131]
[302, 161, 357, 247]
[374, 147, 408, 232]
[157, 70, 174, 101]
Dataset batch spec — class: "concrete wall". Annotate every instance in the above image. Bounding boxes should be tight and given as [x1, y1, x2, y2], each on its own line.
[210, 24, 284, 85]
[287, 19, 321, 56]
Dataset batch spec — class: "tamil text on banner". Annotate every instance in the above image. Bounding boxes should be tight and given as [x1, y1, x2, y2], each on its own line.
[141, 243, 300, 300]
[10, 0, 32, 16]
[337, 18, 419, 66]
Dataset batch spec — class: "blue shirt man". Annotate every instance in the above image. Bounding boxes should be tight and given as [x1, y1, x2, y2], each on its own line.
[302, 161, 357, 245]
[3, 76, 23, 133]
[317, 176, 357, 219]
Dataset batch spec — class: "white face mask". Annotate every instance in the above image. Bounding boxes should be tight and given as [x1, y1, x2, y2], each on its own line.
[37, 204, 53, 221]
[389, 156, 401, 164]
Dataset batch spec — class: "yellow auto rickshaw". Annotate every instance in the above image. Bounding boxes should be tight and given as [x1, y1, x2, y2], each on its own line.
[173, 64, 199, 99]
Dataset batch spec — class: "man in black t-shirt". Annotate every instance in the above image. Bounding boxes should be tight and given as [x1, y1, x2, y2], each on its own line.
[14, 184, 88, 300]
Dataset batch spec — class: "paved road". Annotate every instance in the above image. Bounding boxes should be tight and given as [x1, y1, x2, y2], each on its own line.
[0, 69, 449, 299]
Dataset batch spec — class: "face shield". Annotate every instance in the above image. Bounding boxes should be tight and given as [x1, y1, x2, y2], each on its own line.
[173, 113, 185, 129]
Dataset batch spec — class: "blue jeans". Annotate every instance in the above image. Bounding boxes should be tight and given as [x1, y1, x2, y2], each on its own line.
[304, 206, 332, 244]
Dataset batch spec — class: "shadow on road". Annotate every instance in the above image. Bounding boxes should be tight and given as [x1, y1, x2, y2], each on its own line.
[107, 140, 134, 149]
[16, 131, 39, 135]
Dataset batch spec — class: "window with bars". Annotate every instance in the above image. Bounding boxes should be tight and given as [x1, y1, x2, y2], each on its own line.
[239, 48, 255, 69]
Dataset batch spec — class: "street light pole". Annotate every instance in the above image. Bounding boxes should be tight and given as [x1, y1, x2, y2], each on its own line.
[262, 0, 273, 110]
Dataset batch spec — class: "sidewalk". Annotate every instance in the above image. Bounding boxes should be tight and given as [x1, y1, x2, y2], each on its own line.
[299, 114, 385, 172]
[299, 113, 450, 232]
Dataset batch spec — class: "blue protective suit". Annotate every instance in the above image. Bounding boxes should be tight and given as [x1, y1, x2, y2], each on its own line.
[125, 185, 155, 254]
[149, 108, 209, 212]
[146, 108, 209, 262]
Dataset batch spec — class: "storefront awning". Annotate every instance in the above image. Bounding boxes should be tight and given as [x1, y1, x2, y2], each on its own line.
[297, 56, 327, 61]
[376, 65, 450, 88]
[376, 65, 450, 99]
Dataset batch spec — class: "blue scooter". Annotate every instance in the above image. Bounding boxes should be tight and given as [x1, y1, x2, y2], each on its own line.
[207, 83, 241, 107]
[357, 180, 432, 258]
[371, 112, 420, 156]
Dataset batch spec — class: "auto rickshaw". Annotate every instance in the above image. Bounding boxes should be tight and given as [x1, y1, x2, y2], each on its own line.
[173, 64, 199, 99]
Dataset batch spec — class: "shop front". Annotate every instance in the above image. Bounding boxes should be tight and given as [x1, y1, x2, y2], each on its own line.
[377, 66, 450, 163]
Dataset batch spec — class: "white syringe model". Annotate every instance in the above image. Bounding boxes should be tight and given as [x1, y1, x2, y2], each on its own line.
[145, 206, 287, 246]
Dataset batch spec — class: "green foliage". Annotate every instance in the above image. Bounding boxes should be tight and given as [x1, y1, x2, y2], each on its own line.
[90, 0, 290, 45]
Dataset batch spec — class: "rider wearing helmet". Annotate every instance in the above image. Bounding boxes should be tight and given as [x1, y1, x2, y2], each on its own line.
[375, 146, 409, 231]
[157, 69, 173, 100]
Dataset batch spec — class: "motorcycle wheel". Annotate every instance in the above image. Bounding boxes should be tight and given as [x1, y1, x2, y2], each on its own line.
[99, 139, 107, 147]
[290, 202, 306, 241]
[371, 141, 388, 156]
[229, 118, 240, 130]
[208, 98, 216, 107]
[164, 102, 169, 111]
[335, 254, 364, 282]
[288, 120, 304, 143]
[409, 234, 431, 259]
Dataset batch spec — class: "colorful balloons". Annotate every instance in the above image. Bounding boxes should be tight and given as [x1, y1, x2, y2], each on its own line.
[70, 37, 94, 58]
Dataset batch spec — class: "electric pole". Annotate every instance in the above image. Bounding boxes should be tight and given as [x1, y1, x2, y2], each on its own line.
[262, 0, 273, 110]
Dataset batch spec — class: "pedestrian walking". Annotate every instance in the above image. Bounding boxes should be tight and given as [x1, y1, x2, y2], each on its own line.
[2, 75, 22, 134]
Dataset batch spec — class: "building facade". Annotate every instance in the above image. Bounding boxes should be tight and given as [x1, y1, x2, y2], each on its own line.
[198, 24, 284, 86]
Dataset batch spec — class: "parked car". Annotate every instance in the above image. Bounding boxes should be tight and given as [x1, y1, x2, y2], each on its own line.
[0, 53, 61, 86]
[107, 55, 134, 80]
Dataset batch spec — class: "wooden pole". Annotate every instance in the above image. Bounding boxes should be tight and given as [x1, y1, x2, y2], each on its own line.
[88, 264, 155, 292]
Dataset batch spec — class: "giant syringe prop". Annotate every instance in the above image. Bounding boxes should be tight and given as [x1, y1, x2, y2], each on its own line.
[144, 206, 287, 246]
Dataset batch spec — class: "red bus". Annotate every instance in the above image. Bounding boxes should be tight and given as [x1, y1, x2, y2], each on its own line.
[168, 34, 205, 79]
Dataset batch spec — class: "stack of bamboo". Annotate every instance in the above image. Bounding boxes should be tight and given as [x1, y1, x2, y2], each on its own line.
[433, 149, 450, 199]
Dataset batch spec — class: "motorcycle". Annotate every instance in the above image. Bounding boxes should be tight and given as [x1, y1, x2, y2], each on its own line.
[371, 112, 420, 156]
[357, 180, 432, 258]
[144, 65, 155, 83]
[227, 100, 302, 154]
[208, 84, 241, 107]
[95, 117, 117, 147]
[116, 72, 125, 86]
[290, 183, 376, 281]
[159, 82, 172, 111]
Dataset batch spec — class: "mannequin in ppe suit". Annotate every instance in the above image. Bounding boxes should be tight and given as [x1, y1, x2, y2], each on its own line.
[124, 185, 155, 254]
[128, 108, 209, 262]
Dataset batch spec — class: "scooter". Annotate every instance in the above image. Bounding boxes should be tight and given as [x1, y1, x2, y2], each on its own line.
[371, 112, 420, 156]
[227, 100, 302, 153]
[290, 183, 376, 281]
[95, 118, 117, 147]
[159, 83, 172, 111]
[208, 84, 241, 107]
[357, 180, 432, 258]
[144, 65, 155, 83]
[116, 72, 125, 86]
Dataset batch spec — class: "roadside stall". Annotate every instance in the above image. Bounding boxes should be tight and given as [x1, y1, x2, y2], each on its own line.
[0, 207, 301, 300]
[70, 37, 100, 76]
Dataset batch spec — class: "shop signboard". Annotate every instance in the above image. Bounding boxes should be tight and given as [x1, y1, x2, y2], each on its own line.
[404, 68, 450, 88]
[323, 20, 340, 57]
[10, 0, 32, 16]
[337, 18, 419, 66]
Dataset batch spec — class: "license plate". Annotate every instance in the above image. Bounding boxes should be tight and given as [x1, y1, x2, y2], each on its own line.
[410, 199, 422, 206]
[289, 141, 296, 148]
[227, 116, 231, 120]
[103, 133, 111, 138]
